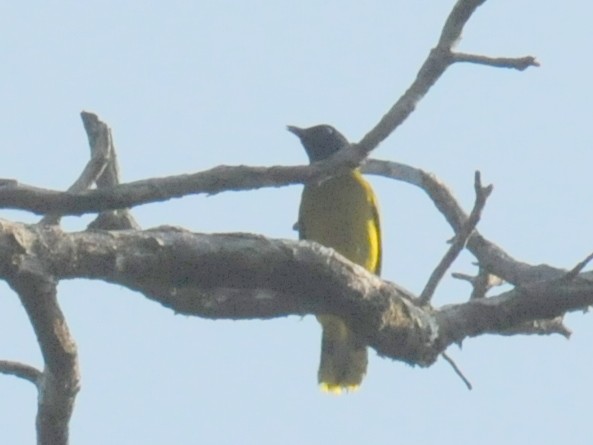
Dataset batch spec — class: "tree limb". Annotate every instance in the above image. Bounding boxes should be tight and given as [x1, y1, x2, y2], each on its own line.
[3, 237, 80, 445]
[362, 159, 566, 286]
[38, 112, 139, 230]
[0, 155, 567, 296]
[0, 163, 320, 215]
[355, 0, 487, 157]
[0, 360, 42, 385]
[418, 171, 492, 304]
[452, 269, 504, 299]
[80, 111, 139, 231]
[0, 220, 589, 370]
[452, 53, 539, 70]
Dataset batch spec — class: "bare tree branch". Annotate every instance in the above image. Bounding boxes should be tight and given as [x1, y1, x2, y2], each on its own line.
[80, 111, 139, 231]
[436, 277, 592, 345]
[438, 0, 487, 46]
[452, 269, 503, 299]
[0, 163, 320, 215]
[0, 220, 590, 370]
[0, 360, 42, 385]
[563, 252, 593, 281]
[38, 113, 111, 226]
[4, 248, 80, 445]
[362, 159, 566, 286]
[0, 154, 524, 293]
[441, 352, 472, 390]
[418, 171, 492, 304]
[80, 111, 120, 190]
[453, 53, 539, 70]
[355, 0, 488, 157]
[38, 112, 139, 230]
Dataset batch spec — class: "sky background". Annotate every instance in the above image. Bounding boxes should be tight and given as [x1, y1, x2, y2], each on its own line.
[1, 1, 593, 444]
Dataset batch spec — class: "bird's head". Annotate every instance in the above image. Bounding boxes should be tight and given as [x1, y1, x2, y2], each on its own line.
[287, 124, 349, 163]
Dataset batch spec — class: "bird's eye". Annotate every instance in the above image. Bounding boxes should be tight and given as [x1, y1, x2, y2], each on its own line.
[323, 126, 334, 135]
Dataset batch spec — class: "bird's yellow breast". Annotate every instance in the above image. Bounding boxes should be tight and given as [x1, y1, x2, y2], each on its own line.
[298, 170, 381, 274]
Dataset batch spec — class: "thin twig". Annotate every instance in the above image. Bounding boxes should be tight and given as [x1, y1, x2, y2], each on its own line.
[418, 171, 492, 304]
[452, 268, 503, 299]
[0, 360, 42, 386]
[563, 252, 593, 281]
[442, 352, 472, 390]
[453, 53, 539, 71]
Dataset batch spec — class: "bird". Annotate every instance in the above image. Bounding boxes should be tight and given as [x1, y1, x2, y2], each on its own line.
[287, 124, 381, 394]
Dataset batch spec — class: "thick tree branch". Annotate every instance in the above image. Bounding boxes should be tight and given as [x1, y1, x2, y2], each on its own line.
[0, 156, 567, 294]
[451, 270, 571, 336]
[436, 277, 592, 345]
[0, 220, 590, 370]
[4, 241, 80, 445]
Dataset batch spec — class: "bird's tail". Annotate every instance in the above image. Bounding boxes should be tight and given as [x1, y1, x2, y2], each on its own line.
[317, 314, 368, 395]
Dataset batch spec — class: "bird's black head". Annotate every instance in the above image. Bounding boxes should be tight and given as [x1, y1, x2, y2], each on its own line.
[287, 124, 349, 163]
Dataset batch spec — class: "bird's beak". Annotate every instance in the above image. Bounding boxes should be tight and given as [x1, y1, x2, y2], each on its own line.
[286, 125, 303, 138]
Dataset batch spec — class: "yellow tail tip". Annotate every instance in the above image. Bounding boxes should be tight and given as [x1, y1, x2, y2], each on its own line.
[319, 382, 361, 395]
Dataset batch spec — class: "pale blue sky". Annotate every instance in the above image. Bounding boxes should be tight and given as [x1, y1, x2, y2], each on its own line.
[1, 2, 592, 444]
